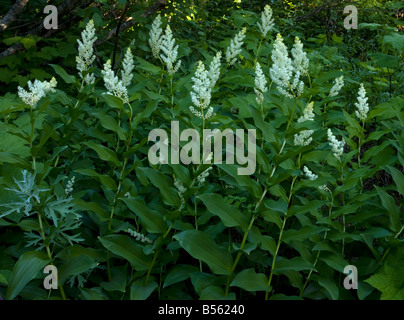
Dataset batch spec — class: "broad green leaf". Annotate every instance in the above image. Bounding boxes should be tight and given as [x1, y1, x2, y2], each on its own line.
[75, 168, 117, 191]
[130, 280, 158, 300]
[59, 255, 98, 285]
[200, 286, 236, 300]
[386, 166, 404, 196]
[83, 141, 121, 167]
[273, 257, 313, 273]
[231, 268, 268, 291]
[163, 264, 199, 288]
[49, 64, 76, 84]
[365, 248, 404, 300]
[282, 225, 328, 244]
[7, 251, 51, 300]
[317, 276, 339, 300]
[198, 193, 249, 231]
[138, 167, 181, 208]
[376, 186, 401, 232]
[99, 235, 152, 271]
[174, 230, 233, 275]
[123, 197, 167, 234]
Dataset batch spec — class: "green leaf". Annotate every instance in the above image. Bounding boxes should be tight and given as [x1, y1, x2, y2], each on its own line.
[130, 280, 158, 300]
[123, 197, 167, 234]
[59, 255, 98, 285]
[83, 141, 121, 167]
[174, 230, 233, 275]
[136, 56, 161, 74]
[318, 276, 339, 300]
[7, 251, 51, 300]
[99, 235, 152, 271]
[365, 248, 404, 300]
[376, 186, 401, 232]
[49, 64, 76, 84]
[75, 168, 117, 191]
[282, 225, 328, 244]
[231, 268, 268, 291]
[101, 94, 124, 111]
[138, 167, 181, 208]
[198, 193, 249, 231]
[200, 286, 236, 300]
[163, 265, 199, 288]
[386, 166, 404, 196]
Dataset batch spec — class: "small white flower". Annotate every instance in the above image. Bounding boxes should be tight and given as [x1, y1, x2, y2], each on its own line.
[329, 75, 344, 97]
[225, 27, 247, 66]
[76, 19, 97, 85]
[327, 129, 345, 160]
[319, 184, 330, 192]
[354, 83, 369, 122]
[18, 77, 57, 108]
[149, 14, 163, 59]
[303, 166, 318, 180]
[254, 62, 268, 105]
[197, 167, 213, 185]
[160, 25, 181, 75]
[121, 48, 134, 87]
[101, 60, 129, 103]
[257, 5, 274, 38]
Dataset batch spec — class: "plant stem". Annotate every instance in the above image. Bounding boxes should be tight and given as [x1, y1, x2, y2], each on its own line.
[225, 216, 255, 296]
[38, 212, 66, 300]
[300, 192, 333, 297]
[29, 106, 36, 171]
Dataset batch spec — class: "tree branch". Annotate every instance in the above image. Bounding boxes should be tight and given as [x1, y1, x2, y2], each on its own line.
[0, 0, 30, 33]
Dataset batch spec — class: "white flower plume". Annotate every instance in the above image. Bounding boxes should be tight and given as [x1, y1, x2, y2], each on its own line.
[254, 62, 268, 105]
[270, 34, 308, 99]
[121, 47, 134, 87]
[189, 61, 213, 120]
[303, 166, 318, 180]
[329, 75, 344, 97]
[160, 25, 181, 75]
[225, 27, 247, 66]
[354, 83, 369, 122]
[327, 128, 345, 160]
[149, 14, 163, 59]
[294, 102, 315, 146]
[101, 60, 129, 103]
[257, 5, 274, 38]
[76, 19, 97, 85]
[18, 78, 57, 108]
[208, 51, 222, 88]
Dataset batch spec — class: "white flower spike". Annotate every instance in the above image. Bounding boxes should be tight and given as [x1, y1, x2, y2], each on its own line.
[329, 75, 344, 97]
[101, 60, 129, 103]
[160, 25, 181, 75]
[18, 78, 57, 108]
[303, 166, 318, 180]
[254, 62, 268, 105]
[225, 27, 247, 66]
[121, 48, 134, 87]
[76, 19, 97, 85]
[327, 129, 345, 160]
[354, 83, 369, 122]
[149, 14, 163, 59]
[258, 5, 274, 38]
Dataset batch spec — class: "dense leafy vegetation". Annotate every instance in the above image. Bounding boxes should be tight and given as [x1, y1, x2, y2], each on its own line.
[0, 0, 403, 300]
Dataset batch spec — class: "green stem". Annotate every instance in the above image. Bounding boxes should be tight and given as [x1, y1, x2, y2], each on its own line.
[38, 213, 66, 300]
[29, 106, 36, 171]
[300, 192, 333, 297]
[225, 216, 255, 296]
